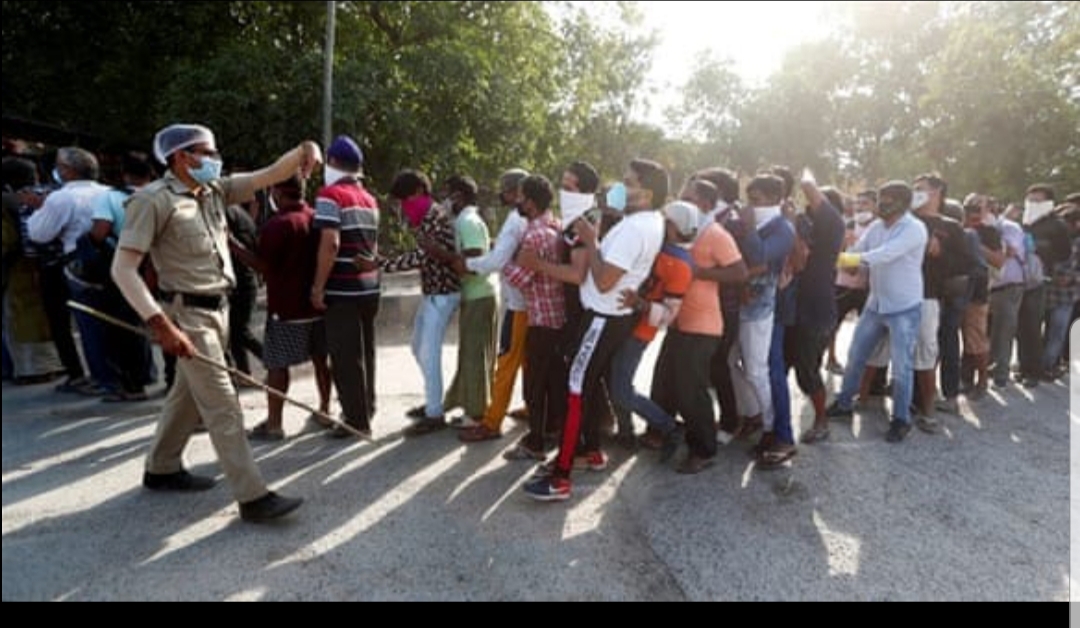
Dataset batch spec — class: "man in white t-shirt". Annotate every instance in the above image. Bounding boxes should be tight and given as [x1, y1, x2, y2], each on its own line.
[525, 159, 666, 503]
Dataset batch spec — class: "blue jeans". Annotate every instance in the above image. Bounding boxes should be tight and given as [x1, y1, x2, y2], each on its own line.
[67, 277, 117, 392]
[412, 293, 461, 418]
[1043, 302, 1075, 372]
[770, 323, 794, 446]
[837, 305, 923, 424]
[610, 337, 678, 435]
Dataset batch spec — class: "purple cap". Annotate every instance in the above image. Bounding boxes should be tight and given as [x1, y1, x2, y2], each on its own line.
[327, 136, 363, 172]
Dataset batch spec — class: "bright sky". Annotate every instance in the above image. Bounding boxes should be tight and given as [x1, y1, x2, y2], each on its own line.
[636, 0, 833, 120]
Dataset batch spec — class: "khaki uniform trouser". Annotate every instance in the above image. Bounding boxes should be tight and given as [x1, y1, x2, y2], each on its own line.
[147, 302, 268, 504]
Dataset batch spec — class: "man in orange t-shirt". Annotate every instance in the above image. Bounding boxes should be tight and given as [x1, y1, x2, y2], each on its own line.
[652, 198, 748, 474]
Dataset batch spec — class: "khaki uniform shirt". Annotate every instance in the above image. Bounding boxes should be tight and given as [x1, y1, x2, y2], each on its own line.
[119, 172, 255, 296]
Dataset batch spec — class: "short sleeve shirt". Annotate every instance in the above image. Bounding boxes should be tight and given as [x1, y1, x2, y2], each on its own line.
[119, 172, 255, 296]
[633, 244, 694, 343]
[677, 223, 743, 338]
[91, 189, 130, 234]
[580, 210, 665, 316]
[456, 206, 496, 301]
[313, 180, 380, 302]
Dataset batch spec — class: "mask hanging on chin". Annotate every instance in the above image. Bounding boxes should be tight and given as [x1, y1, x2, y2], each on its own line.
[754, 205, 783, 230]
[1023, 200, 1055, 226]
[324, 165, 357, 187]
[560, 191, 596, 226]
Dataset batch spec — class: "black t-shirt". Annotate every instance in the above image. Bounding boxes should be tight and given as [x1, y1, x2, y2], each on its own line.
[969, 225, 1003, 304]
[918, 214, 978, 301]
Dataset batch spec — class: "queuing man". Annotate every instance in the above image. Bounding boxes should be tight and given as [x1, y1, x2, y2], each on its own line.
[27, 147, 108, 395]
[366, 171, 461, 428]
[111, 124, 319, 523]
[525, 159, 667, 502]
[456, 169, 531, 441]
[826, 182, 928, 444]
[229, 175, 333, 442]
[311, 136, 381, 439]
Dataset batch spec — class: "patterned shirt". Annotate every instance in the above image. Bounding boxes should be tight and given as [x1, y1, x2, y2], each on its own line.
[504, 212, 566, 330]
[1046, 235, 1080, 310]
[381, 204, 461, 296]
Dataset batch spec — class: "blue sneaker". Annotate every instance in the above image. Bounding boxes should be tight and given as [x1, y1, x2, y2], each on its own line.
[524, 476, 572, 503]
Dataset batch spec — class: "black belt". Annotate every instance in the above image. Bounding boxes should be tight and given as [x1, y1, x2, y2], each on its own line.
[161, 291, 226, 311]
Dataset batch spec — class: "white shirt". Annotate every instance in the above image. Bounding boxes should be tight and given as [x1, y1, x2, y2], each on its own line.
[27, 180, 109, 254]
[467, 211, 528, 311]
[581, 210, 665, 317]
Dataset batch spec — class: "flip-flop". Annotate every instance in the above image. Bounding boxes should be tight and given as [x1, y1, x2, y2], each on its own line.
[800, 427, 831, 445]
[756, 446, 798, 470]
[248, 422, 286, 443]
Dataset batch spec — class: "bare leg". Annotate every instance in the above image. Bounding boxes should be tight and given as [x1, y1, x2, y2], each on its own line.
[916, 370, 937, 418]
[313, 355, 332, 415]
[859, 366, 880, 403]
[266, 368, 290, 432]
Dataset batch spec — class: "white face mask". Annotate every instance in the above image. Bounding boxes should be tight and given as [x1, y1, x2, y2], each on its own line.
[912, 191, 931, 210]
[324, 165, 356, 187]
[754, 205, 783, 230]
[1023, 200, 1055, 226]
[855, 211, 875, 226]
[559, 191, 596, 226]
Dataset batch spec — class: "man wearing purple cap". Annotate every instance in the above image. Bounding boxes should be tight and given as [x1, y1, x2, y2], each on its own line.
[311, 136, 381, 439]
[111, 123, 321, 523]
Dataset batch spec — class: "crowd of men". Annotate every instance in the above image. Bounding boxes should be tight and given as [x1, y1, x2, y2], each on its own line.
[2, 126, 1077, 520]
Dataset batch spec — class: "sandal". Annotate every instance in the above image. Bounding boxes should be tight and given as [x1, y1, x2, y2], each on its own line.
[734, 415, 764, 441]
[800, 426, 831, 445]
[103, 391, 150, 404]
[449, 415, 482, 430]
[503, 443, 547, 462]
[404, 418, 448, 438]
[248, 422, 286, 443]
[306, 413, 335, 431]
[756, 445, 798, 470]
[459, 425, 502, 443]
[750, 432, 777, 459]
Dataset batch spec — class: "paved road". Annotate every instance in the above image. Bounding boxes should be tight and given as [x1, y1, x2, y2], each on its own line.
[1, 308, 1072, 601]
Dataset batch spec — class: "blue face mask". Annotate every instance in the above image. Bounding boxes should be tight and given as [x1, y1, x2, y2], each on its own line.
[606, 183, 628, 213]
[52, 168, 64, 185]
[189, 156, 223, 185]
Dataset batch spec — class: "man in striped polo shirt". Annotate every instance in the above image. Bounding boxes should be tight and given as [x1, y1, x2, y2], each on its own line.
[312, 136, 381, 439]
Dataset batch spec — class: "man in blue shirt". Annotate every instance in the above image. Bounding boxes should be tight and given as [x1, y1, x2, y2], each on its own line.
[827, 182, 929, 443]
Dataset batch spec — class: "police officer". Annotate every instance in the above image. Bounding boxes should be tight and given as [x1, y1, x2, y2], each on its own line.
[111, 124, 322, 523]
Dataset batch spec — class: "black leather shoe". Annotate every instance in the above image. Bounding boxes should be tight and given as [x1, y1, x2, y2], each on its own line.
[143, 470, 218, 493]
[239, 492, 304, 524]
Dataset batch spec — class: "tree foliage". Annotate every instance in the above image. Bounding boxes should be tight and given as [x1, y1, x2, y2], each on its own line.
[669, 0, 1078, 198]
[3, 1, 1076, 201]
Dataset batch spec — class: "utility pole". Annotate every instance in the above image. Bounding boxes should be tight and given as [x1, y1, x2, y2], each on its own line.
[323, 1, 337, 149]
